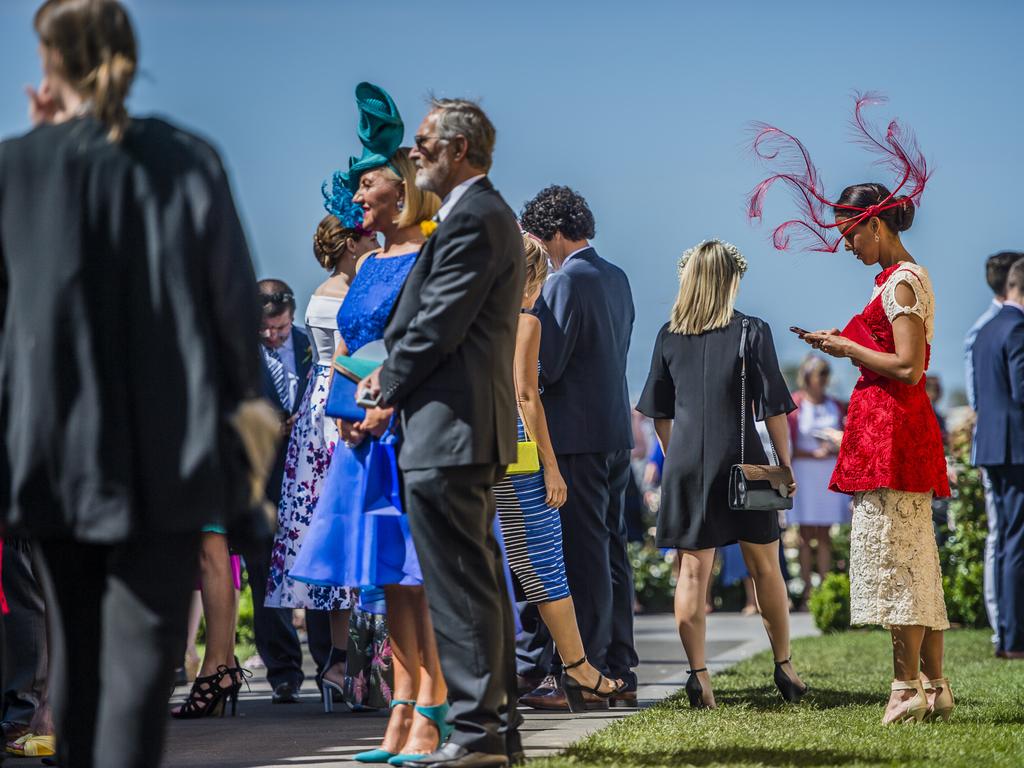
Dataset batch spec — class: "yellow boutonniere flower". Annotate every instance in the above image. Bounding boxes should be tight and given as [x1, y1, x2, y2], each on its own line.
[420, 220, 438, 239]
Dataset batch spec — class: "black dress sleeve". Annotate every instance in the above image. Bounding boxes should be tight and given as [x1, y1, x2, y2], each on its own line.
[748, 318, 796, 421]
[636, 324, 676, 419]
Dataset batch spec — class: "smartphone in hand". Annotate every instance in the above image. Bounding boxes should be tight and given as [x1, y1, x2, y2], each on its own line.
[789, 326, 811, 338]
[356, 389, 382, 409]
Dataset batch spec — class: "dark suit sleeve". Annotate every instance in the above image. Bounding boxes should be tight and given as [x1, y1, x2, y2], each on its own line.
[205, 157, 262, 404]
[379, 210, 496, 406]
[1009, 322, 1024, 405]
[531, 270, 579, 387]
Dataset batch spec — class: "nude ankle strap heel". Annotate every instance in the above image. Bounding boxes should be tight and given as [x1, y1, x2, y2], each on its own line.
[885, 680, 928, 725]
[922, 677, 955, 722]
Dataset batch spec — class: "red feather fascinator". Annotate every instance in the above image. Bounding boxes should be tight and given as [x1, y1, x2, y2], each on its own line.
[747, 92, 930, 253]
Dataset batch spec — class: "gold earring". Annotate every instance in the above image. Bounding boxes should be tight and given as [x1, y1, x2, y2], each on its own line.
[874, 232, 880, 243]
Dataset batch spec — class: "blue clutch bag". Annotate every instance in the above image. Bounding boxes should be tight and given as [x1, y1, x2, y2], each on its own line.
[324, 373, 365, 422]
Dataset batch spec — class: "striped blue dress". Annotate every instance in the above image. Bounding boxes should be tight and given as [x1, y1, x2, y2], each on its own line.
[493, 416, 570, 604]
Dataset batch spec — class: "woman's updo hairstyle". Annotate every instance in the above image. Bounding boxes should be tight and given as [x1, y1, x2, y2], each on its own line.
[34, 0, 137, 142]
[313, 214, 362, 271]
[835, 183, 915, 233]
[522, 234, 550, 298]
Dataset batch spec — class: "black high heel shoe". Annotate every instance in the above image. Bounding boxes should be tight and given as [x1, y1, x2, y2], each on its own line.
[773, 658, 808, 704]
[685, 668, 711, 709]
[317, 646, 348, 714]
[224, 657, 253, 717]
[171, 666, 234, 719]
[560, 656, 627, 713]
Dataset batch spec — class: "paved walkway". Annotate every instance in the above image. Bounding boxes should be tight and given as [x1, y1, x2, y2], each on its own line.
[159, 612, 818, 768]
[12, 612, 817, 767]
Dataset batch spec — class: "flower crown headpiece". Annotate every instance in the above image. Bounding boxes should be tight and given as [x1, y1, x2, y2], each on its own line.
[678, 239, 748, 277]
[321, 171, 372, 237]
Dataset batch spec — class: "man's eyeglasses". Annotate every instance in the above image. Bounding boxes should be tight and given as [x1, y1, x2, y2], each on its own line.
[413, 134, 447, 152]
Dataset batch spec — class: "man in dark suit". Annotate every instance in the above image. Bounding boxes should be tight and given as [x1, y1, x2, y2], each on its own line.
[360, 98, 525, 768]
[973, 257, 1024, 659]
[518, 186, 639, 708]
[248, 280, 332, 703]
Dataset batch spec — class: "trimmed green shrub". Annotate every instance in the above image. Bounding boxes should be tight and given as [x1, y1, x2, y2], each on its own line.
[629, 542, 676, 613]
[809, 572, 850, 633]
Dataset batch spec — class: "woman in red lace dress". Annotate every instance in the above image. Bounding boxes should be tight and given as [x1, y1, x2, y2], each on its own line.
[802, 183, 952, 725]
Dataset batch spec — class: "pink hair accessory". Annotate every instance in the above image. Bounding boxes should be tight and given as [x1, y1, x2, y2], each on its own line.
[747, 92, 930, 253]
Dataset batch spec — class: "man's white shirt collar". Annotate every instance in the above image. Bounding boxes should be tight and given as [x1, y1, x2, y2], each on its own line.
[437, 175, 486, 222]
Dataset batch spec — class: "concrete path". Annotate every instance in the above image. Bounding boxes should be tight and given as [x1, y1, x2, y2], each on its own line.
[11, 612, 818, 767]
[158, 612, 818, 768]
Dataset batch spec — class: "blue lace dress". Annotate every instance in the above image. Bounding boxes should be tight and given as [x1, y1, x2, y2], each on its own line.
[289, 253, 421, 604]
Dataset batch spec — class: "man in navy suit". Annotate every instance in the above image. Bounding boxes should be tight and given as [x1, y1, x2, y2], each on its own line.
[973, 257, 1024, 658]
[248, 280, 332, 702]
[518, 186, 639, 708]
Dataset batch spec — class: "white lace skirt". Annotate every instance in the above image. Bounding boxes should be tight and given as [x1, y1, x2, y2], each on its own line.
[849, 489, 950, 630]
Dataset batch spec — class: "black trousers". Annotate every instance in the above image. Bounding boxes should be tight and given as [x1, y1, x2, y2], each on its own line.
[404, 464, 519, 756]
[516, 450, 639, 688]
[36, 533, 200, 768]
[987, 464, 1024, 654]
[0, 537, 48, 726]
[246, 557, 332, 688]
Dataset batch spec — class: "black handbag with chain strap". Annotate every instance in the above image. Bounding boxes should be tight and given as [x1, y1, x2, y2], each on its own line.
[728, 318, 794, 511]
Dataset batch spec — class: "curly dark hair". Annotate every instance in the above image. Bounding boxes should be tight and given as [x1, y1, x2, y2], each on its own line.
[519, 185, 596, 241]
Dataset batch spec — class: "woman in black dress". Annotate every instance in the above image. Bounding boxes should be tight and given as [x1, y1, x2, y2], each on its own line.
[637, 239, 805, 708]
[0, 1, 262, 764]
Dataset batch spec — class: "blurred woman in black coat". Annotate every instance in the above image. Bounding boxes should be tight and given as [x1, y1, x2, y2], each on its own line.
[0, 2, 261, 765]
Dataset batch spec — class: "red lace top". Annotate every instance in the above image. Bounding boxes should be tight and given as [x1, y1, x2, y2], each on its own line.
[830, 263, 950, 498]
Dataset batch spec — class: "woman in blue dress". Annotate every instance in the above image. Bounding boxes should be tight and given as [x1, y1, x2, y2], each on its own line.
[290, 85, 450, 765]
[493, 235, 626, 712]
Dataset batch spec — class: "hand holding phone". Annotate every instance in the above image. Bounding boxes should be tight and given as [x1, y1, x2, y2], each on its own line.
[790, 326, 810, 338]
[356, 389, 382, 409]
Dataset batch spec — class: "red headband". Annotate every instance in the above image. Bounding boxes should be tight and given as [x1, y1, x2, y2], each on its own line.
[747, 92, 930, 253]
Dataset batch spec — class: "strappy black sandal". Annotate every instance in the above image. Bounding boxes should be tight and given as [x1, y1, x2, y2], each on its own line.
[171, 665, 234, 719]
[560, 656, 627, 713]
[773, 658, 808, 704]
[685, 668, 711, 709]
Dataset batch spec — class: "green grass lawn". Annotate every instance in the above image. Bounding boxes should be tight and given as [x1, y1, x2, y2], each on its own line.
[536, 629, 1024, 768]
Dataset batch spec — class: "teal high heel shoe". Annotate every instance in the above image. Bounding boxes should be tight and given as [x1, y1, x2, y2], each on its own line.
[386, 702, 452, 766]
[354, 700, 415, 763]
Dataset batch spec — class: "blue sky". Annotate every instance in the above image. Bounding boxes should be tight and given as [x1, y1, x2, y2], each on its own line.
[2, 0, 1021, 403]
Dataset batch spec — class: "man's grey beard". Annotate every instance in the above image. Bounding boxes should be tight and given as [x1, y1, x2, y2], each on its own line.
[415, 154, 451, 195]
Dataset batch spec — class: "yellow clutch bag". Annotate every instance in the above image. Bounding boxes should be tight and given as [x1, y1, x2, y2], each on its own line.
[507, 439, 540, 476]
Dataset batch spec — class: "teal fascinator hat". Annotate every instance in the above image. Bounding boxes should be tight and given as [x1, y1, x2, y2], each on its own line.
[342, 82, 405, 192]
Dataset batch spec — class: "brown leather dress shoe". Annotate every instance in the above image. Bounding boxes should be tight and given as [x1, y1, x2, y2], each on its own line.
[517, 674, 545, 697]
[519, 683, 610, 711]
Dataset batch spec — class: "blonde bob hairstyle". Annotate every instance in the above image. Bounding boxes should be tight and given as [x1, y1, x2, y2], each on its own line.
[522, 234, 550, 298]
[379, 147, 441, 228]
[669, 240, 747, 335]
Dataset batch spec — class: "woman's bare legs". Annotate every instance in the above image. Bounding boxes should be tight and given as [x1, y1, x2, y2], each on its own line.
[816, 526, 833, 581]
[886, 625, 926, 722]
[378, 586, 420, 754]
[741, 577, 759, 615]
[184, 591, 202, 681]
[172, 533, 237, 714]
[920, 628, 946, 710]
[739, 540, 804, 689]
[400, 587, 449, 754]
[321, 608, 352, 688]
[674, 548, 717, 707]
[538, 597, 621, 693]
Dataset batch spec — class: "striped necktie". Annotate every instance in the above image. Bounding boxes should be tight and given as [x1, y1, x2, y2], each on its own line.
[265, 347, 293, 411]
